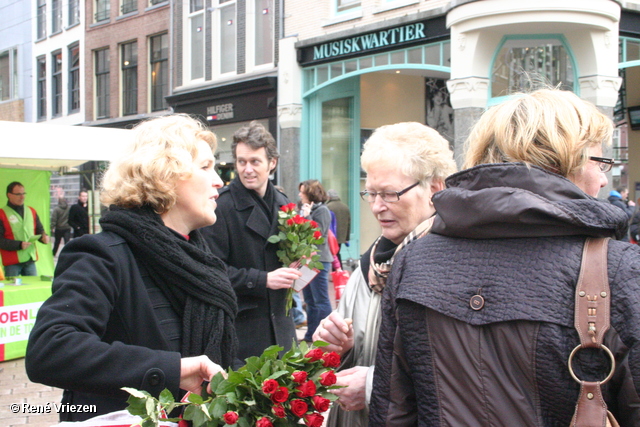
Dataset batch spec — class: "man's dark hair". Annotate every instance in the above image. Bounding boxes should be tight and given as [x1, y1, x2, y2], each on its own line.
[6, 181, 24, 195]
[616, 186, 628, 194]
[232, 121, 279, 164]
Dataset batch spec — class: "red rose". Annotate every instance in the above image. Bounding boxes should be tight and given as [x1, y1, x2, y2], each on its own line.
[256, 417, 273, 427]
[281, 203, 296, 212]
[262, 379, 279, 394]
[296, 380, 317, 398]
[293, 215, 306, 224]
[286, 218, 295, 226]
[321, 351, 341, 368]
[310, 220, 319, 228]
[319, 370, 337, 386]
[292, 371, 308, 383]
[304, 412, 324, 427]
[272, 404, 286, 418]
[290, 399, 309, 417]
[271, 386, 289, 403]
[313, 230, 322, 239]
[305, 348, 324, 362]
[312, 395, 331, 412]
[223, 411, 239, 425]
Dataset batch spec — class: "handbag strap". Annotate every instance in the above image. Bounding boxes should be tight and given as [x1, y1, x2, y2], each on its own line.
[571, 237, 615, 427]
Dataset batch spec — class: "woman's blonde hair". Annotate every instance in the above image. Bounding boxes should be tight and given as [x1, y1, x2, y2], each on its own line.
[361, 122, 457, 185]
[100, 114, 217, 213]
[463, 88, 613, 176]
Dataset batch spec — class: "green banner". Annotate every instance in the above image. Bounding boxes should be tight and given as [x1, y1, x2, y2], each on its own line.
[0, 279, 53, 361]
[0, 169, 54, 277]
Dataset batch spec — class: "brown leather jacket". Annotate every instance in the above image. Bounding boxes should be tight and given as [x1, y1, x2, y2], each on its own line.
[370, 164, 640, 426]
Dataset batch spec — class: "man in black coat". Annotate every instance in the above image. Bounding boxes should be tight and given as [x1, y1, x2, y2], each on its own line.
[202, 121, 301, 362]
[69, 190, 89, 237]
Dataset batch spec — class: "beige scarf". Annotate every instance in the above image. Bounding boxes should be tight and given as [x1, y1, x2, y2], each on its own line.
[368, 216, 435, 294]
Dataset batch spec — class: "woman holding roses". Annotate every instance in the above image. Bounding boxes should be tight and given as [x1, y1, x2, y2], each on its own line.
[312, 122, 456, 427]
[26, 115, 238, 421]
[298, 179, 334, 345]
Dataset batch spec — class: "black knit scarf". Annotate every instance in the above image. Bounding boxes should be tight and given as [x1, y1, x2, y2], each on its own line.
[100, 205, 238, 368]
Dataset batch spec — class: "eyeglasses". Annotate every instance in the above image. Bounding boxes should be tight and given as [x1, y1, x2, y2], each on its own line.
[10, 192, 26, 196]
[360, 181, 420, 203]
[589, 156, 614, 173]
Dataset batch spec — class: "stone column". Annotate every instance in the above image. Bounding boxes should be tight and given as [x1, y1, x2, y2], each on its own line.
[277, 36, 303, 199]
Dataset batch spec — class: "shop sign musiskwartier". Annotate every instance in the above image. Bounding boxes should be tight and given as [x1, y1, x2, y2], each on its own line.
[297, 17, 447, 66]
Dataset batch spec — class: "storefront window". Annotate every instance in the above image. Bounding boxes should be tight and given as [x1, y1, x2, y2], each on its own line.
[321, 98, 351, 211]
[492, 38, 574, 98]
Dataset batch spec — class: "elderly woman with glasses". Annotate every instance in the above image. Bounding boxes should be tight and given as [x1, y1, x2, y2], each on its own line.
[369, 89, 640, 426]
[312, 122, 456, 427]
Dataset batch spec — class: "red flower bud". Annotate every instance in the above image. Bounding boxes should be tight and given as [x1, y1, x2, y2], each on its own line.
[272, 404, 286, 418]
[256, 417, 274, 427]
[305, 348, 324, 362]
[321, 351, 341, 368]
[293, 215, 306, 224]
[290, 399, 309, 417]
[287, 218, 295, 226]
[271, 386, 289, 403]
[292, 371, 308, 383]
[223, 411, 239, 425]
[319, 370, 337, 386]
[296, 380, 317, 398]
[312, 395, 331, 412]
[313, 230, 322, 239]
[310, 220, 319, 228]
[304, 412, 325, 427]
[262, 379, 279, 394]
[281, 203, 296, 212]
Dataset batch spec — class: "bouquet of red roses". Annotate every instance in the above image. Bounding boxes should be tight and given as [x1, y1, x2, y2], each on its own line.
[267, 203, 325, 314]
[123, 341, 341, 427]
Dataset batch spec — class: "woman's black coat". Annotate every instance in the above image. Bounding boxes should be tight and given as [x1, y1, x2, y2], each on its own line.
[26, 232, 181, 421]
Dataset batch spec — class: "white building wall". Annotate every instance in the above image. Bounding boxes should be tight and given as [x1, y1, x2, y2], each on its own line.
[31, 0, 84, 125]
[284, 0, 449, 40]
[0, 0, 34, 121]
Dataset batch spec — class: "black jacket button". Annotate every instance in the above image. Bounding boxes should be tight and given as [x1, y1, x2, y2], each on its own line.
[149, 373, 161, 386]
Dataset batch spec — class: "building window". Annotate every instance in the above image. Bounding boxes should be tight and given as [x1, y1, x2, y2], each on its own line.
[0, 48, 18, 102]
[121, 0, 137, 15]
[69, 44, 80, 112]
[95, 49, 110, 118]
[37, 56, 46, 119]
[253, 0, 273, 67]
[52, 51, 62, 116]
[149, 0, 166, 5]
[150, 33, 168, 111]
[95, 0, 110, 22]
[337, 0, 360, 13]
[216, 0, 236, 75]
[52, 0, 62, 33]
[188, 0, 205, 81]
[69, 0, 80, 26]
[121, 42, 138, 116]
[491, 37, 574, 99]
[37, 0, 46, 39]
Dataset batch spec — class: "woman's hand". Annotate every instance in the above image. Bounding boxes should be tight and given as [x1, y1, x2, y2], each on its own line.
[301, 203, 312, 217]
[333, 366, 368, 411]
[179, 355, 225, 394]
[312, 312, 353, 354]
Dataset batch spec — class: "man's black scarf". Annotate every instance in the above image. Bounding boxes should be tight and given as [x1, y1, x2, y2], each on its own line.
[100, 205, 238, 368]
